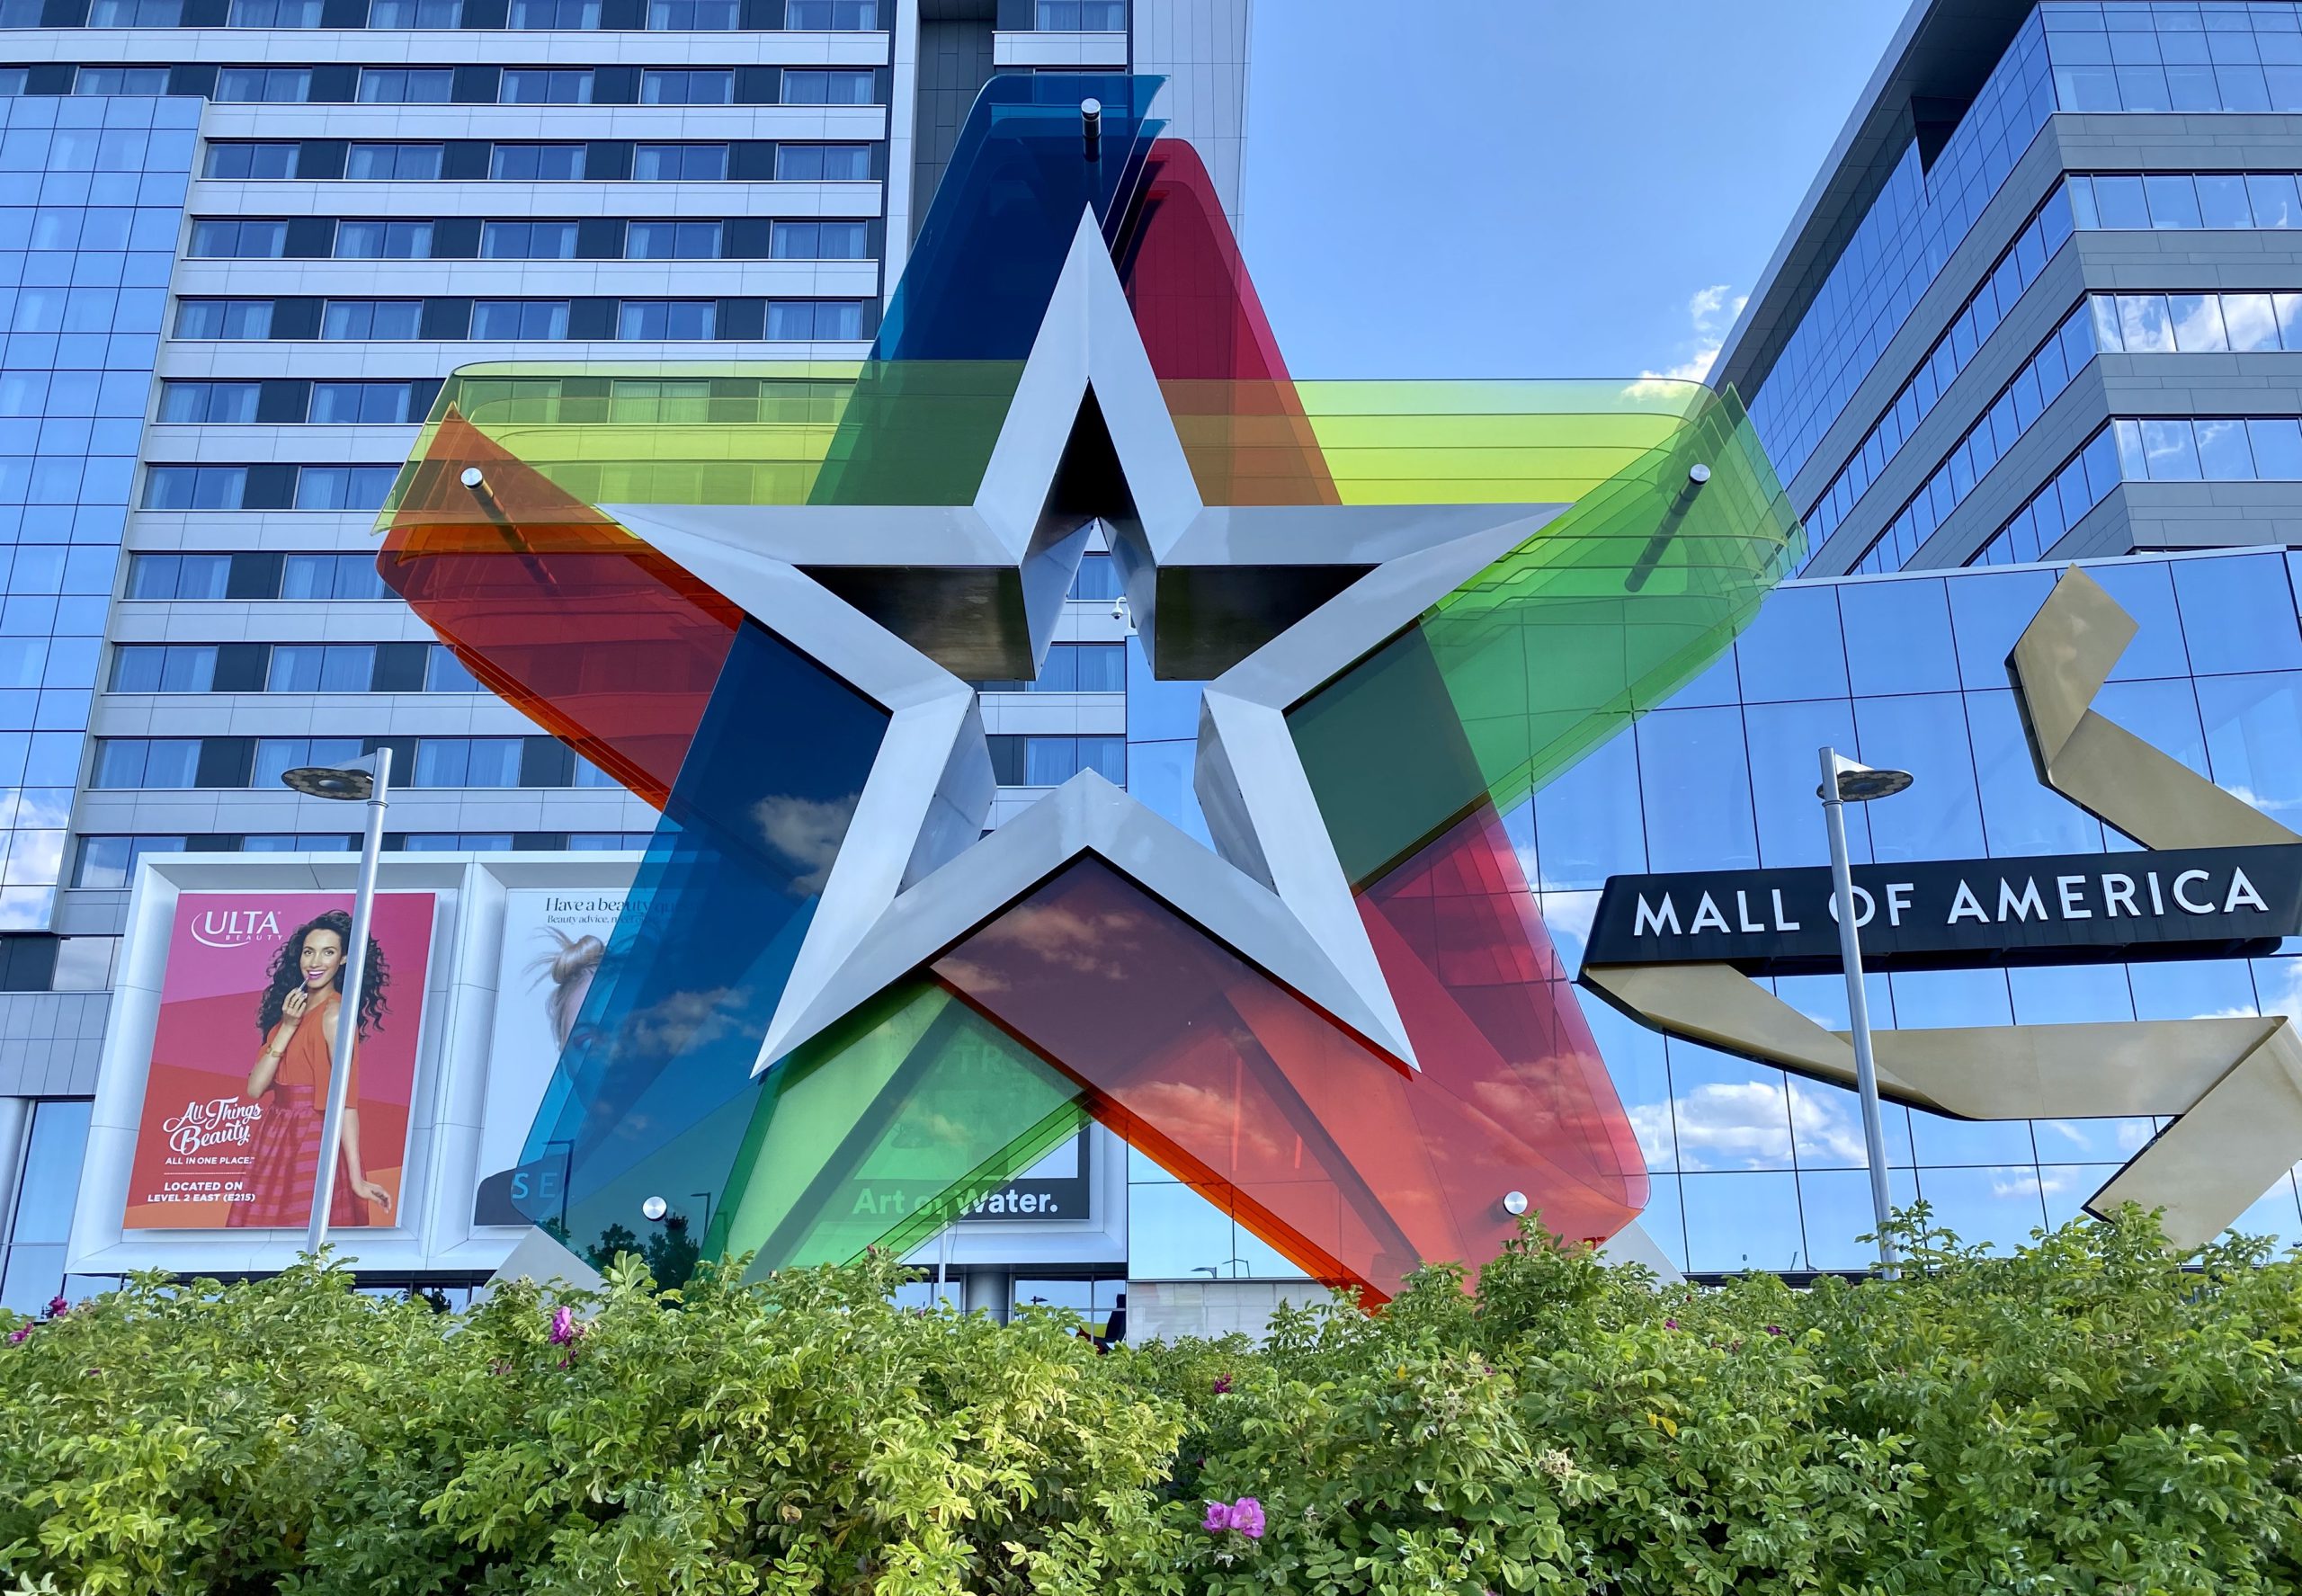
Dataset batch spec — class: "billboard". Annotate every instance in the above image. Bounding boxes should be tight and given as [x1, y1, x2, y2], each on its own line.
[471, 887, 633, 1227]
[121, 891, 435, 1231]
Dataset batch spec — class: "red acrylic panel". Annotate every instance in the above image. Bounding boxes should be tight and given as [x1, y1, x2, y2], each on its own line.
[379, 411, 741, 807]
[1357, 803, 1648, 1248]
[931, 856, 1634, 1303]
[1116, 138, 1339, 507]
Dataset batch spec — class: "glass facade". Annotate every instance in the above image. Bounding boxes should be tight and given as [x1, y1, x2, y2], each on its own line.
[1567, 549, 2302, 1271]
[0, 94, 189, 929]
[1746, 10, 2055, 481]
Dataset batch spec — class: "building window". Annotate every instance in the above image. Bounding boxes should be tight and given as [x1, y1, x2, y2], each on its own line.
[632, 143, 727, 181]
[646, 0, 735, 25]
[507, 0, 598, 23]
[204, 143, 299, 179]
[281, 552, 388, 599]
[616, 299, 716, 340]
[141, 465, 248, 510]
[481, 220, 579, 260]
[109, 644, 219, 693]
[268, 644, 377, 692]
[123, 553, 230, 601]
[788, 0, 879, 25]
[214, 67, 313, 103]
[73, 837, 185, 889]
[171, 304, 272, 343]
[975, 642, 1124, 693]
[781, 68, 875, 105]
[335, 219, 434, 259]
[1068, 552, 1120, 601]
[91, 739, 201, 789]
[1, 1100, 94, 1316]
[427, 646, 480, 691]
[75, 67, 171, 94]
[368, 0, 461, 21]
[309, 380, 422, 424]
[770, 219, 869, 259]
[359, 67, 455, 103]
[294, 466, 397, 510]
[502, 68, 594, 103]
[322, 300, 424, 340]
[87, 0, 182, 22]
[1034, 0, 1123, 28]
[640, 68, 732, 104]
[627, 219, 720, 259]
[241, 834, 355, 851]
[775, 143, 870, 181]
[472, 299, 572, 340]
[346, 143, 444, 180]
[412, 737, 522, 787]
[491, 144, 586, 181]
[766, 299, 863, 340]
[228, 0, 325, 22]
[157, 381, 262, 424]
[254, 737, 362, 788]
[188, 219, 287, 259]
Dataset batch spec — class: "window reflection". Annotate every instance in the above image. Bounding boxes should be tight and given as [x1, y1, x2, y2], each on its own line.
[2197, 672, 2302, 830]
[1839, 579, 1961, 695]
[1679, 1172, 1805, 1274]
[1633, 707, 1758, 874]
[1852, 693, 1985, 862]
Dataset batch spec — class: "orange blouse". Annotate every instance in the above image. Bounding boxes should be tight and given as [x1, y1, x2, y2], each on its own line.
[259, 996, 358, 1100]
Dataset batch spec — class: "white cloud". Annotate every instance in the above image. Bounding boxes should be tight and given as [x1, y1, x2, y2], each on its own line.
[1637, 282, 1748, 385]
[752, 790, 861, 896]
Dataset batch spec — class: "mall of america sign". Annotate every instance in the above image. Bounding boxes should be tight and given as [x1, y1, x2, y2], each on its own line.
[1582, 567, 2302, 1250]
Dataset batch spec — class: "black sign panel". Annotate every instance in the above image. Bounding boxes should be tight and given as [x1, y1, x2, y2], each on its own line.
[1582, 845, 2302, 976]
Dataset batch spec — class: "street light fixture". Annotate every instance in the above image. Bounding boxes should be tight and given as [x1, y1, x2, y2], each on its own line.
[279, 746, 392, 1257]
[1816, 746, 1913, 1277]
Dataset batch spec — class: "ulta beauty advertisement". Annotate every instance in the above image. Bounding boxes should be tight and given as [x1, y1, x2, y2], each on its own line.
[120, 891, 434, 1230]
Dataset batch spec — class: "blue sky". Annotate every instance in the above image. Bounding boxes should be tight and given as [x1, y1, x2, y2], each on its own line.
[1240, 0, 1910, 381]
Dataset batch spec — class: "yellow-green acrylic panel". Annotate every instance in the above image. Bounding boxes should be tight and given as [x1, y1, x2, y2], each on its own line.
[711, 983, 1086, 1276]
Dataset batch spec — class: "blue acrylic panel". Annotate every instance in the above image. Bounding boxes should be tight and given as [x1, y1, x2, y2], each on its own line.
[513, 620, 891, 1259]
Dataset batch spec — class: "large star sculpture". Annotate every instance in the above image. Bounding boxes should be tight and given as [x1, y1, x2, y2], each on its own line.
[381, 79, 1798, 1302]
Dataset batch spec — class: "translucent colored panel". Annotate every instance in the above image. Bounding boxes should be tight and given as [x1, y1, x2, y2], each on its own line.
[379, 410, 740, 807]
[874, 73, 1164, 363]
[715, 984, 1085, 1271]
[929, 855, 1637, 1300]
[508, 619, 888, 1260]
[1355, 805, 1646, 1238]
[1289, 383, 1800, 884]
[1121, 139, 1337, 507]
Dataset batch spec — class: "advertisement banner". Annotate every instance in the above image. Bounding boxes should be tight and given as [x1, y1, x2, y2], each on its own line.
[472, 887, 633, 1227]
[122, 892, 435, 1231]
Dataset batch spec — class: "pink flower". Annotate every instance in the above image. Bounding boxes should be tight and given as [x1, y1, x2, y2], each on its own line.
[548, 1306, 583, 1345]
[6, 1326, 27, 1345]
[43, 1295, 66, 1319]
[1765, 1324, 1784, 1336]
[1211, 1375, 1232, 1395]
[1664, 1318, 1678, 1330]
[1202, 1497, 1264, 1539]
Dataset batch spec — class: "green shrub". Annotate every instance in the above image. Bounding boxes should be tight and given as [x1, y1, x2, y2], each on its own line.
[3, 1208, 2299, 1594]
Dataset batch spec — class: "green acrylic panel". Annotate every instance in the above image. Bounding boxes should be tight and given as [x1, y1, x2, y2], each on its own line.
[713, 982, 1086, 1275]
[1287, 386, 1802, 887]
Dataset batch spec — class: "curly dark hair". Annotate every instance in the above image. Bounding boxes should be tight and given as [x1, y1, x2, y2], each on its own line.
[254, 910, 391, 1040]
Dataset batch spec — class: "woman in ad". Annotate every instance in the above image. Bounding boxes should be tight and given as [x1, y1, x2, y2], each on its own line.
[228, 911, 396, 1229]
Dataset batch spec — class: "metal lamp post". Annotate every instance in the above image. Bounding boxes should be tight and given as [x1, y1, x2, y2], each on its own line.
[278, 747, 392, 1256]
[1816, 745, 1913, 1276]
